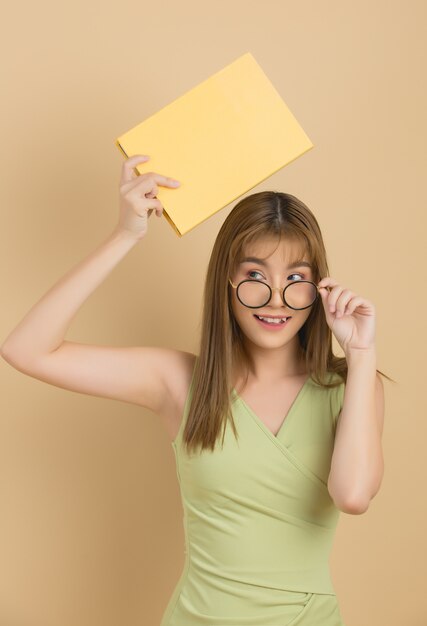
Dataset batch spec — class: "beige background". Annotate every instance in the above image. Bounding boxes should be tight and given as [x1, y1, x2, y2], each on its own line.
[1, 1, 425, 625]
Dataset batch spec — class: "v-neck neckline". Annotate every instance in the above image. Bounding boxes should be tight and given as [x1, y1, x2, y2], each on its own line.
[232, 375, 312, 440]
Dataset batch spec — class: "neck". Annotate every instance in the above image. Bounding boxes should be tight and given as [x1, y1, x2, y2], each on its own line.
[232, 338, 307, 387]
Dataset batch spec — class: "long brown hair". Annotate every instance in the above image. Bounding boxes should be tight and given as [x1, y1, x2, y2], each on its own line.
[183, 191, 394, 455]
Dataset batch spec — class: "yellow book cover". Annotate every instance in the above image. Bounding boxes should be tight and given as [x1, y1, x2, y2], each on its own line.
[115, 52, 313, 237]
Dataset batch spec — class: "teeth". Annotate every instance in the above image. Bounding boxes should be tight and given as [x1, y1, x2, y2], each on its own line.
[256, 315, 288, 324]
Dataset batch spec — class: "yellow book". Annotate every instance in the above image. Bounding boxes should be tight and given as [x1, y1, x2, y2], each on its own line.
[115, 52, 313, 237]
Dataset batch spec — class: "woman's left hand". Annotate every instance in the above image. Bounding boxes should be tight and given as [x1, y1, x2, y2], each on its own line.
[317, 277, 376, 354]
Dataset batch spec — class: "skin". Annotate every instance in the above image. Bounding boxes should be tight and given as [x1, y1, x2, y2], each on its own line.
[230, 234, 384, 513]
[230, 236, 314, 385]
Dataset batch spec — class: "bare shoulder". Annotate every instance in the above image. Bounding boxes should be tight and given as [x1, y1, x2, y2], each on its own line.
[155, 349, 197, 442]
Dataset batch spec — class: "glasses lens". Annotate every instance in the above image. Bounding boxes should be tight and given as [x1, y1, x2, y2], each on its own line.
[284, 281, 318, 309]
[237, 281, 271, 307]
[236, 280, 318, 309]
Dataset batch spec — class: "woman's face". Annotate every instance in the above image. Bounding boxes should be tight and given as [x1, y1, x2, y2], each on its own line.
[230, 236, 315, 350]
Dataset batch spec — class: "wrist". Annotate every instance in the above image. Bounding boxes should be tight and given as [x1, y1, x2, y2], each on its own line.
[345, 346, 377, 367]
[110, 227, 144, 245]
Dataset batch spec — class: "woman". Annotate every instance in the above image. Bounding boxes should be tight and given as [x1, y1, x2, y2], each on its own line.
[1, 154, 389, 626]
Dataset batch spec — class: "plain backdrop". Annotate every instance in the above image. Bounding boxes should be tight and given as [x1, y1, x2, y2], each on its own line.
[1, 1, 425, 625]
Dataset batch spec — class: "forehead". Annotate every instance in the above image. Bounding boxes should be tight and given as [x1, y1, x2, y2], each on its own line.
[239, 237, 311, 268]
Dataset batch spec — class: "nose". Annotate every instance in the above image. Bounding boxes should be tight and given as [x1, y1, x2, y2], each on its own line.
[270, 286, 287, 308]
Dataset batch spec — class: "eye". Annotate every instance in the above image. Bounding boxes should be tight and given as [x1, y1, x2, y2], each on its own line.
[288, 272, 306, 281]
[247, 270, 264, 280]
[247, 271, 306, 281]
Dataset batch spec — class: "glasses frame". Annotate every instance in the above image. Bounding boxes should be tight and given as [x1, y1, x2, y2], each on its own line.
[228, 277, 322, 310]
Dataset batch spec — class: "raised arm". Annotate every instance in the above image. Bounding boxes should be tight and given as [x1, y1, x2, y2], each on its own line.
[0, 155, 185, 416]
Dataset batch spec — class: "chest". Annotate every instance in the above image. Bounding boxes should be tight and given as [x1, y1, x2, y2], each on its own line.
[235, 375, 309, 437]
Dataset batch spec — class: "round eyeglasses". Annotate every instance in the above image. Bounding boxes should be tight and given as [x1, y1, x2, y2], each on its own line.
[228, 277, 321, 310]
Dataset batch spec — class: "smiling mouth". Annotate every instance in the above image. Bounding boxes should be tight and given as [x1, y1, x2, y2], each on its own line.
[253, 314, 292, 325]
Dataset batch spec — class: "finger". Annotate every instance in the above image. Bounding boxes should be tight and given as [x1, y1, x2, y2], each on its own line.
[127, 180, 159, 203]
[140, 181, 159, 199]
[126, 172, 181, 198]
[345, 296, 367, 315]
[317, 279, 337, 301]
[317, 277, 339, 289]
[335, 290, 356, 316]
[120, 174, 153, 194]
[120, 155, 150, 185]
[145, 185, 159, 199]
[142, 172, 181, 188]
[135, 198, 163, 216]
[145, 197, 163, 211]
[153, 199, 165, 217]
[325, 284, 345, 313]
[155, 200, 165, 217]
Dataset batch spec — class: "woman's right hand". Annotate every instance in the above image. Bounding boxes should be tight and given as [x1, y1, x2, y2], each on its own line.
[115, 154, 181, 241]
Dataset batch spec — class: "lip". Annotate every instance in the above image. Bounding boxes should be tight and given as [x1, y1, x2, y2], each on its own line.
[254, 314, 290, 319]
[253, 314, 291, 330]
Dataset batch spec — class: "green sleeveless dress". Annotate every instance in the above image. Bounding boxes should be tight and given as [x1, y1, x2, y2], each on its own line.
[160, 359, 347, 626]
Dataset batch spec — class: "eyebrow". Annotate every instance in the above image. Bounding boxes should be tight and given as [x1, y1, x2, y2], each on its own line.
[239, 257, 312, 270]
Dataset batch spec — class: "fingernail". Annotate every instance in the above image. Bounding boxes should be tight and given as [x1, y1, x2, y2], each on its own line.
[172, 180, 181, 185]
